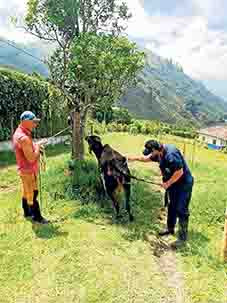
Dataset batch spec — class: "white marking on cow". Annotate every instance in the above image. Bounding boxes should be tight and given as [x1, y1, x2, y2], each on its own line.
[101, 173, 107, 193]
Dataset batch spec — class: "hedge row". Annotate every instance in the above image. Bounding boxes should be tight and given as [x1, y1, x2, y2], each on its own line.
[0, 68, 67, 141]
[87, 120, 196, 139]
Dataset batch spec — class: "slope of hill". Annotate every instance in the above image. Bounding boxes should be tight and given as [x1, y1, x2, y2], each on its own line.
[0, 37, 49, 76]
[1, 36, 226, 127]
[120, 49, 227, 126]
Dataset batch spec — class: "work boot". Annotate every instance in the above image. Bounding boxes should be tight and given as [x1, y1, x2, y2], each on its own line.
[31, 201, 49, 224]
[171, 219, 188, 249]
[159, 228, 174, 236]
[22, 198, 33, 218]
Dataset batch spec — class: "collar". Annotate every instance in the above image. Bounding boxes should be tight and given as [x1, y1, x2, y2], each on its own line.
[19, 125, 32, 136]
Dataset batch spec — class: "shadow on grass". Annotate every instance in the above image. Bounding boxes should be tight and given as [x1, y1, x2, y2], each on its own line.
[71, 178, 164, 243]
[32, 223, 69, 239]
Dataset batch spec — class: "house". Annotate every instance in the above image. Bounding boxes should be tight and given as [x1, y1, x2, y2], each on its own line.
[198, 125, 227, 150]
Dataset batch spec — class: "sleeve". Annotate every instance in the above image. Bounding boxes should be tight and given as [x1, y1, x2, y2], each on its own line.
[166, 153, 183, 173]
[20, 137, 39, 163]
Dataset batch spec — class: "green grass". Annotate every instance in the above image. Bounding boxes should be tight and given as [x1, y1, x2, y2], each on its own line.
[0, 133, 227, 303]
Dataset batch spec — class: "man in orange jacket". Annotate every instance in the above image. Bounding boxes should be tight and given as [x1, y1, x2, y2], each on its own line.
[13, 111, 49, 224]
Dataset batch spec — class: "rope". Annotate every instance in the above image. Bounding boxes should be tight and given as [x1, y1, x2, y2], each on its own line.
[102, 159, 162, 187]
[37, 126, 70, 213]
[39, 149, 46, 211]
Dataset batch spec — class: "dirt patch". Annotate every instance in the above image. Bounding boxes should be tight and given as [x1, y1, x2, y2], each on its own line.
[145, 207, 186, 303]
[145, 233, 185, 303]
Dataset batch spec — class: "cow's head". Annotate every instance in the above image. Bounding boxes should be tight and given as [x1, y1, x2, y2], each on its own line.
[85, 135, 102, 155]
[143, 140, 162, 162]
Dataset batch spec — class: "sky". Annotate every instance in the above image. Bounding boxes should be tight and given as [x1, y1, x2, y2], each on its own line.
[0, 0, 227, 98]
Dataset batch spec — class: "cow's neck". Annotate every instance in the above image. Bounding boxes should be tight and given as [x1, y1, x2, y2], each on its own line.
[92, 144, 104, 161]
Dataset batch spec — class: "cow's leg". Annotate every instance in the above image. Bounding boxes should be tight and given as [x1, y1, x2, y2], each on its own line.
[98, 175, 106, 208]
[107, 189, 120, 218]
[123, 183, 134, 222]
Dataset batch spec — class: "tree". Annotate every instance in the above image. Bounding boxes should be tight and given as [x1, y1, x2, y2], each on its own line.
[49, 33, 144, 158]
[24, 0, 140, 159]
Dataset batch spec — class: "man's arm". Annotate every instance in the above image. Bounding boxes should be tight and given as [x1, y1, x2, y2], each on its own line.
[162, 168, 184, 189]
[20, 137, 40, 162]
[127, 154, 153, 163]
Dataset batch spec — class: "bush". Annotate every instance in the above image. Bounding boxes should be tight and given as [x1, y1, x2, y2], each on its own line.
[68, 159, 106, 204]
[121, 124, 129, 132]
[0, 67, 67, 141]
[129, 125, 139, 135]
[86, 119, 107, 136]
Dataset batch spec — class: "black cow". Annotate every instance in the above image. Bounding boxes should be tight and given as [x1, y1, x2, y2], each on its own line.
[85, 135, 134, 222]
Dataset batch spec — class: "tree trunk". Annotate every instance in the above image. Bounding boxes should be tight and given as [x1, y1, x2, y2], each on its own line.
[72, 108, 88, 160]
[72, 110, 81, 159]
[79, 109, 88, 159]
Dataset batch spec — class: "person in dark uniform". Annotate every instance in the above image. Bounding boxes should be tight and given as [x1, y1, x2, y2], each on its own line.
[128, 140, 194, 249]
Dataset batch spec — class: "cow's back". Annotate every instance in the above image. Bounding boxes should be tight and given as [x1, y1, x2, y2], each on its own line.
[100, 144, 130, 178]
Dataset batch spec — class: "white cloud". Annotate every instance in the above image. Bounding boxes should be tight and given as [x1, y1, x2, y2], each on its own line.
[0, 0, 227, 82]
[125, 0, 227, 81]
[0, 0, 36, 42]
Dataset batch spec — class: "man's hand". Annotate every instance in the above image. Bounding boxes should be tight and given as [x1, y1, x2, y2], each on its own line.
[37, 139, 48, 146]
[37, 139, 48, 154]
[162, 169, 184, 190]
[162, 182, 171, 190]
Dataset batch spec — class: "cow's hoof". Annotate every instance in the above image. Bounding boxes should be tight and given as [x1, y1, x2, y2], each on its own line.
[129, 214, 134, 222]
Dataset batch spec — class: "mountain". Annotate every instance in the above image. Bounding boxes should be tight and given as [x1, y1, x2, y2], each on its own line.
[202, 80, 227, 102]
[0, 37, 49, 76]
[120, 48, 227, 126]
[1, 36, 227, 127]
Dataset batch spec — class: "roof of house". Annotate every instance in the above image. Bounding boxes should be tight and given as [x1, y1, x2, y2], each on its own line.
[198, 125, 227, 140]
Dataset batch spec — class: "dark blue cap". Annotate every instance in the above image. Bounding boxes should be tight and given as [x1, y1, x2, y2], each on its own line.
[20, 111, 41, 122]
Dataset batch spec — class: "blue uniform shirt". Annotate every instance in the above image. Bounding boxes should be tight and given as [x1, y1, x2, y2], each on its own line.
[159, 144, 193, 188]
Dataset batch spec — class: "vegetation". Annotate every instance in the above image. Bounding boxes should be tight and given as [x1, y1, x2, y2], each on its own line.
[0, 67, 67, 141]
[0, 133, 226, 302]
[1, 37, 227, 129]
[92, 106, 133, 125]
[119, 48, 227, 126]
[49, 33, 144, 159]
[88, 117, 197, 139]
[24, 0, 144, 160]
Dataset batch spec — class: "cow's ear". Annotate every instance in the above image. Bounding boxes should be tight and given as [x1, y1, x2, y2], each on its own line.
[95, 136, 101, 143]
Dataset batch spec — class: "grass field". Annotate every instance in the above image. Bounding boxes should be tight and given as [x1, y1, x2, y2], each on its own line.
[0, 133, 226, 303]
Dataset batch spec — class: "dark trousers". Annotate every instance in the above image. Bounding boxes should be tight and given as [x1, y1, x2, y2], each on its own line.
[167, 182, 193, 231]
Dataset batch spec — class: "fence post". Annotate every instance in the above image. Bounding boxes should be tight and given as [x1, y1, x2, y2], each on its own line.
[223, 207, 227, 262]
[192, 139, 196, 168]
[183, 141, 186, 157]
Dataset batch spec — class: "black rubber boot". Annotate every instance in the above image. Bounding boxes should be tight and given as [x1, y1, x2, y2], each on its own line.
[31, 191, 49, 224]
[171, 219, 188, 249]
[159, 228, 175, 236]
[22, 198, 32, 218]
[31, 201, 49, 224]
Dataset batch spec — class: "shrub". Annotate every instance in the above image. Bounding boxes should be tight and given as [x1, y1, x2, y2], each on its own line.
[0, 67, 67, 141]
